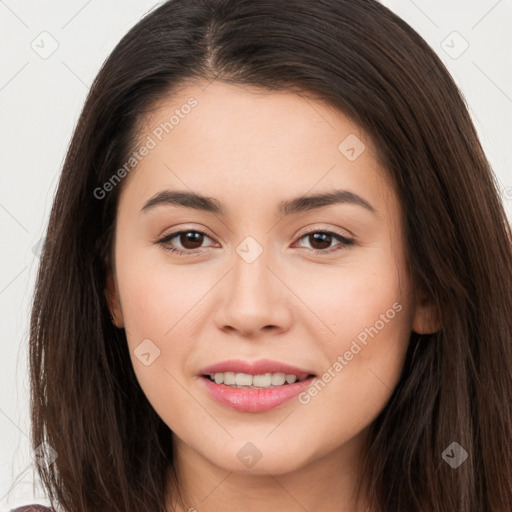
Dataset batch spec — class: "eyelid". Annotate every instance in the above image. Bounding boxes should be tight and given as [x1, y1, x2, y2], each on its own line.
[154, 225, 219, 254]
[291, 229, 354, 252]
[157, 223, 217, 241]
[157, 223, 353, 244]
[294, 223, 355, 240]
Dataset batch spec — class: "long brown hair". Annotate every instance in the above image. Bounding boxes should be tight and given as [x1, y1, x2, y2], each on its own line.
[29, 0, 512, 510]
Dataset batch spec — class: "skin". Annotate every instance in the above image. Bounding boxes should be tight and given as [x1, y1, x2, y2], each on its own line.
[105, 80, 441, 512]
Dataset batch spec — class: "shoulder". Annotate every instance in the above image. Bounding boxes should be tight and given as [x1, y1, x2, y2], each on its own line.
[11, 506, 55, 512]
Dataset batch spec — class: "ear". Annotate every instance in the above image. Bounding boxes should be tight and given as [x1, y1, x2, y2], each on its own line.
[411, 287, 442, 335]
[105, 270, 124, 328]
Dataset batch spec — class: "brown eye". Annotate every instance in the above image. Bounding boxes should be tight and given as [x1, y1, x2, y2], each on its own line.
[307, 233, 333, 250]
[158, 230, 214, 254]
[176, 231, 205, 250]
[295, 231, 354, 253]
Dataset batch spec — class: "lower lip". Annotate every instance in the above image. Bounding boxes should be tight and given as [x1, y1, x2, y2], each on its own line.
[199, 375, 316, 412]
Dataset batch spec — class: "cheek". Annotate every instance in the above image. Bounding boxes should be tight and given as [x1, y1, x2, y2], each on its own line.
[312, 286, 410, 403]
[117, 266, 200, 421]
[114, 248, 209, 398]
[292, 309, 411, 462]
[302, 250, 410, 352]
[295, 250, 413, 426]
[116, 244, 213, 342]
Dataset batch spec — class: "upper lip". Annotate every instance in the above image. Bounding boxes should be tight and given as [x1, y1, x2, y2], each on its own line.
[199, 359, 315, 379]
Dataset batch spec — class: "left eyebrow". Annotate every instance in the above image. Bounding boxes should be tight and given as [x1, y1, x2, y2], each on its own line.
[278, 189, 377, 216]
[140, 189, 377, 217]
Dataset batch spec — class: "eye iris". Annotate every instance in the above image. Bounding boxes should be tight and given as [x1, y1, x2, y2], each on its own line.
[180, 231, 204, 249]
[309, 233, 332, 250]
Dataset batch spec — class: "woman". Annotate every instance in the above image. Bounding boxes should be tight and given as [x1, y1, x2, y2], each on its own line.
[19, 0, 512, 511]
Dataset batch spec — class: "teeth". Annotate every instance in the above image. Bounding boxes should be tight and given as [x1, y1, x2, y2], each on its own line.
[223, 372, 236, 385]
[208, 371, 308, 388]
[271, 373, 286, 386]
[236, 372, 253, 386]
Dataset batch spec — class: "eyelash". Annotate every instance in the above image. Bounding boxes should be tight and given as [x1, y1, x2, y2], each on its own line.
[156, 228, 354, 256]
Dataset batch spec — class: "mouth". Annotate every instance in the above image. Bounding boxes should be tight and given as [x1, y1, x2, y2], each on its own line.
[197, 359, 317, 412]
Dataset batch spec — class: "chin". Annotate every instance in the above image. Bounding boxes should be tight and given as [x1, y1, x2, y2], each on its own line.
[205, 434, 314, 475]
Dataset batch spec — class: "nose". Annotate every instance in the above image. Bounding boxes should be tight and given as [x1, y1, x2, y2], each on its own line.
[213, 246, 293, 338]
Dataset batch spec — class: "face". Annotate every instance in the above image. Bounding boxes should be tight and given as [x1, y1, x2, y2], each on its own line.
[106, 80, 435, 478]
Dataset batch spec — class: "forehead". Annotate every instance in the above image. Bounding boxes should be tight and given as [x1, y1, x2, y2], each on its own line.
[118, 80, 397, 219]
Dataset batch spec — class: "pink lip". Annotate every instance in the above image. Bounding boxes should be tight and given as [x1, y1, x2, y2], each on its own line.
[198, 358, 317, 413]
[198, 358, 315, 380]
[199, 374, 316, 412]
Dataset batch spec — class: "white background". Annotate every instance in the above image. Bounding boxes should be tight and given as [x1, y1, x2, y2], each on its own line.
[1, 0, 511, 509]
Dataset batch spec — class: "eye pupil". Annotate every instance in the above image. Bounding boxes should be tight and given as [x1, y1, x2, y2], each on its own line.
[310, 233, 332, 250]
[181, 231, 204, 249]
